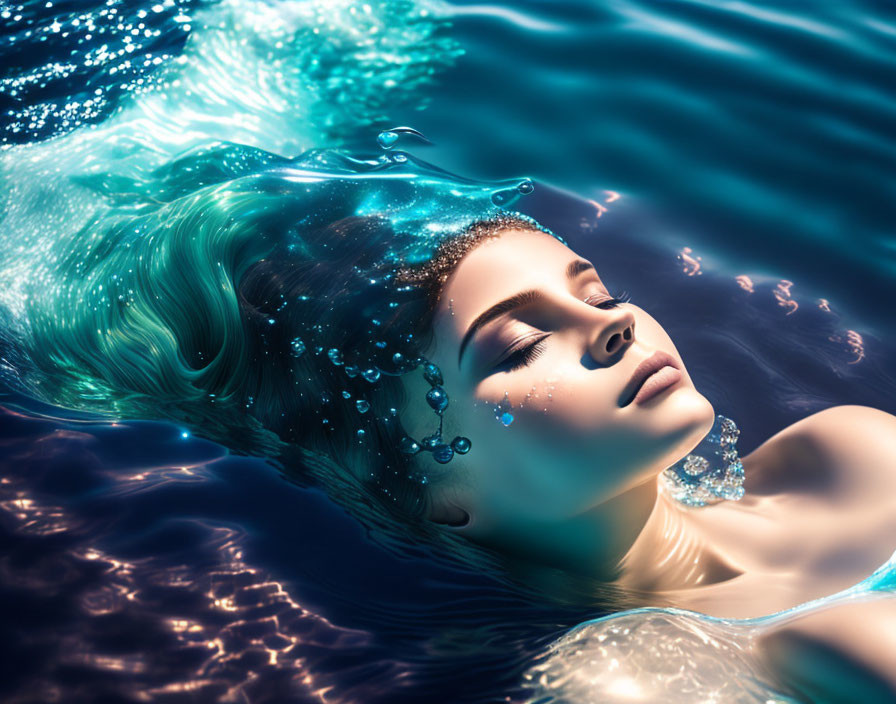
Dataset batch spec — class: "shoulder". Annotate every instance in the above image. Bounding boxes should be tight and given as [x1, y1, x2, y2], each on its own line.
[743, 405, 896, 496]
[788, 405, 896, 468]
[793, 404, 896, 435]
[757, 595, 896, 701]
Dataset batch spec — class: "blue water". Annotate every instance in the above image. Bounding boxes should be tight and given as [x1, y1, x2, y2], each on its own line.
[1, 1, 895, 701]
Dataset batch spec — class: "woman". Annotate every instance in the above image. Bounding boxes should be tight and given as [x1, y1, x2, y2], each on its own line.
[14, 145, 896, 700]
[408, 219, 896, 701]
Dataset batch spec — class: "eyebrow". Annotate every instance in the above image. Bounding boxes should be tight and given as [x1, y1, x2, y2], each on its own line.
[457, 258, 596, 369]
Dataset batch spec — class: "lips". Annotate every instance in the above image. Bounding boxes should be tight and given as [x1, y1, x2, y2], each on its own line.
[619, 351, 682, 407]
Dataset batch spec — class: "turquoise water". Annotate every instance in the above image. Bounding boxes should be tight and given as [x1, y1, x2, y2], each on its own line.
[1, 1, 895, 701]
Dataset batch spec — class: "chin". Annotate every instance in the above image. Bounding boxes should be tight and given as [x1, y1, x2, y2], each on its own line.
[679, 392, 716, 449]
[652, 388, 715, 460]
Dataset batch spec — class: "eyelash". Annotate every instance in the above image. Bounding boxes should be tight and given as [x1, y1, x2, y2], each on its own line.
[495, 291, 632, 372]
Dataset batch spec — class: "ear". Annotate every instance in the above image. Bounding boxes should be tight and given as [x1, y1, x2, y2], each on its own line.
[427, 499, 471, 528]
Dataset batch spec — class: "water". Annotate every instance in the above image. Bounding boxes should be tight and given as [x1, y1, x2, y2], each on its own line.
[2, 1, 896, 701]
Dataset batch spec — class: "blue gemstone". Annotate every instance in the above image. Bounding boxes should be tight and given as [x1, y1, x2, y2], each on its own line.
[422, 362, 443, 386]
[500, 412, 514, 426]
[426, 386, 449, 413]
[432, 444, 454, 464]
[451, 436, 471, 454]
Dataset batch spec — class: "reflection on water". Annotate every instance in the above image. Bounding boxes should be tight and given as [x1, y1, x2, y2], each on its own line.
[0, 404, 403, 702]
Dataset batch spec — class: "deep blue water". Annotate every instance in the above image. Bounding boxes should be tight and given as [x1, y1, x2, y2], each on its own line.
[1, 1, 895, 702]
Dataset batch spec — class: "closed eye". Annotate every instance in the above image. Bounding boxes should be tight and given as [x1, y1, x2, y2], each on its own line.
[492, 290, 632, 373]
[584, 290, 631, 309]
[493, 334, 550, 373]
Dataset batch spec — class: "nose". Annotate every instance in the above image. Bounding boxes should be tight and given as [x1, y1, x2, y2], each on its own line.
[587, 308, 636, 365]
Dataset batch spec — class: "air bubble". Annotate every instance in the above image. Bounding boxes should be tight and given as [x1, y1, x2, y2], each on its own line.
[451, 436, 471, 454]
[432, 444, 454, 464]
[426, 386, 448, 413]
[290, 337, 306, 357]
[376, 126, 432, 150]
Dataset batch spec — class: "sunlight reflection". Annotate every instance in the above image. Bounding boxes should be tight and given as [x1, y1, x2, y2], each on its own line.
[678, 246, 702, 276]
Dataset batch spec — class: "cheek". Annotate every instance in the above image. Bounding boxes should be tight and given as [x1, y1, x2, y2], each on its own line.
[463, 386, 643, 519]
[475, 349, 618, 436]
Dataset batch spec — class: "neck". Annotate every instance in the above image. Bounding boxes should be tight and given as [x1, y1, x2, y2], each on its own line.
[501, 474, 740, 604]
[613, 482, 742, 595]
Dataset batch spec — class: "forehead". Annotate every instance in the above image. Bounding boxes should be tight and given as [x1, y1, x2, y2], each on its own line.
[436, 227, 585, 328]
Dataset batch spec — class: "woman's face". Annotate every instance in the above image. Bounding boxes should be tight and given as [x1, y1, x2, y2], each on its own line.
[403, 227, 714, 548]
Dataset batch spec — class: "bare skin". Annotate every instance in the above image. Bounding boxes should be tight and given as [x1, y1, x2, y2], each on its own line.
[400, 226, 896, 697]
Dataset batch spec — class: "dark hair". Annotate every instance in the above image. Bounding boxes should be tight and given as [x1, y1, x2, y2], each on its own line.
[16, 145, 545, 533]
[236, 212, 546, 524]
[13, 150, 635, 607]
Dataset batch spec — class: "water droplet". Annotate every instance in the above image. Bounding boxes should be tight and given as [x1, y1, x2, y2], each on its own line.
[357, 429, 366, 439]
[345, 365, 360, 378]
[377, 130, 399, 149]
[422, 362, 443, 386]
[342, 390, 351, 399]
[426, 386, 449, 413]
[400, 437, 421, 455]
[517, 178, 534, 195]
[374, 340, 387, 349]
[290, 337, 306, 357]
[421, 433, 441, 450]
[328, 348, 343, 366]
[362, 368, 381, 383]
[377, 126, 433, 150]
[494, 392, 514, 425]
[432, 444, 454, 464]
[356, 399, 370, 414]
[451, 436, 471, 454]
[392, 352, 405, 366]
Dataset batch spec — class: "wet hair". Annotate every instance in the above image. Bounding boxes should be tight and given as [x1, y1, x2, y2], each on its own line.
[9, 151, 637, 612]
[235, 211, 547, 521]
[14, 156, 546, 533]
